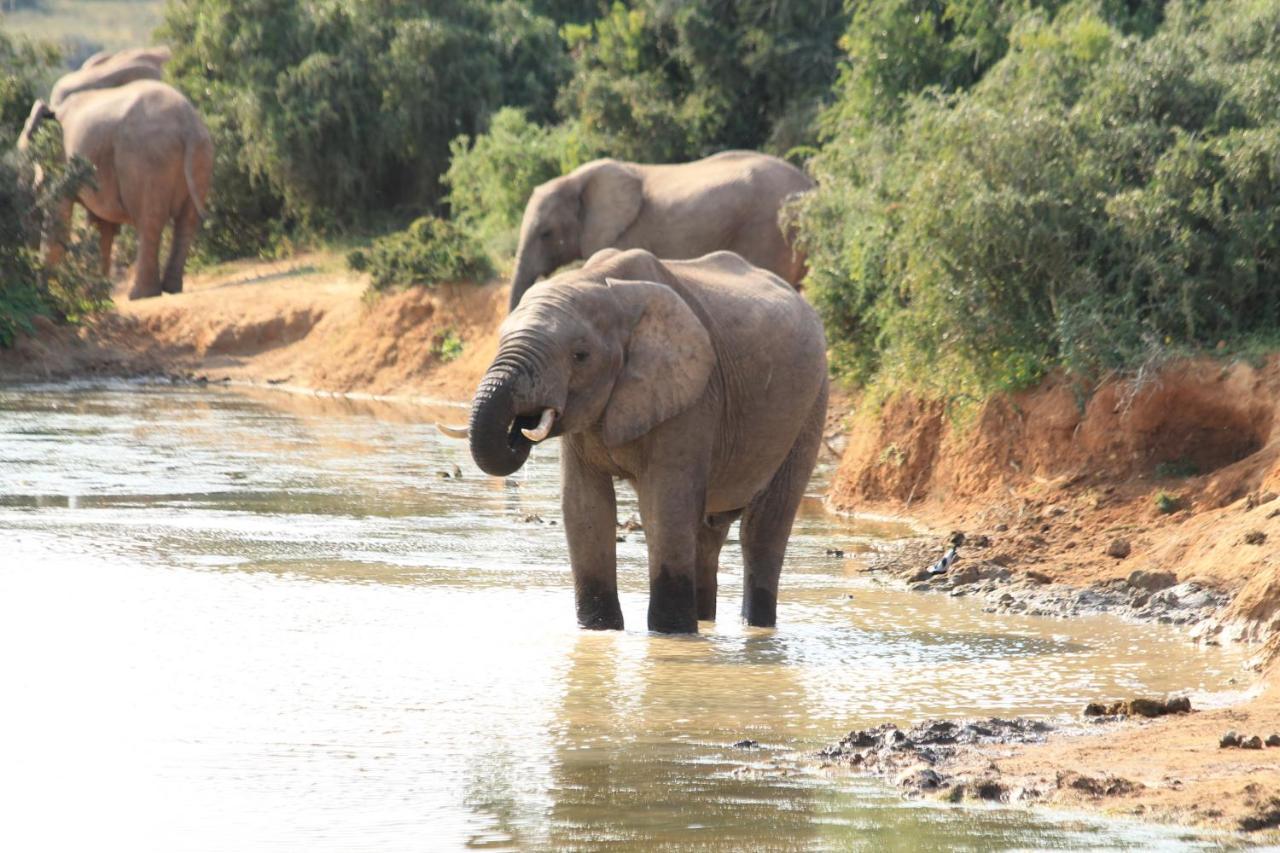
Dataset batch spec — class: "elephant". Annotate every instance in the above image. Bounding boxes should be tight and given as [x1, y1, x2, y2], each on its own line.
[50, 47, 171, 109]
[18, 79, 213, 300]
[443, 248, 828, 633]
[507, 150, 814, 312]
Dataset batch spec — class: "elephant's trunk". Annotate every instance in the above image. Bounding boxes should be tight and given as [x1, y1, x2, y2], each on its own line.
[508, 249, 539, 313]
[468, 365, 535, 477]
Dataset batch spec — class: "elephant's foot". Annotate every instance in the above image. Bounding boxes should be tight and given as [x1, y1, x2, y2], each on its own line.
[127, 286, 162, 300]
[695, 587, 716, 621]
[161, 274, 183, 294]
[648, 568, 697, 634]
[575, 581, 623, 630]
[742, 586, 777, 628]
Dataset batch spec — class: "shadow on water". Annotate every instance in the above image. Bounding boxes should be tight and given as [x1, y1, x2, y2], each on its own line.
[0, 383, 1247, 851]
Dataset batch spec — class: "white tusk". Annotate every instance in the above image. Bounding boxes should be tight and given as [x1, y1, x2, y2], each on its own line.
[436, 423, 469, 439]
[521, 408, 556, 442]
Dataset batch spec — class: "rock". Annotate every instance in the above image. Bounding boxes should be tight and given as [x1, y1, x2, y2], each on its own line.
[1220, 730, 1241, 748]
[968, 534, 991, 548]
[1266, 734, 1280, 747]
[1083, 702, 1108, 717]
[895, 767, 943, 790]
[1242, 735, 1264, 750]
[521, 513, 544, 524]
[949, 565, 980, 586]
[1125, 698, 1167, 718]
[452, 464, 462, 479]
[906, 568, 936, 583]
[1127, 569, 1177, 592]
[825, 548, 845, 557]
[1024, 569, 1052, 585]
[1046, 505, 1068, 517]
[1106, 538, 1132, 559]
[732, 739, 759, 749]
[948, 531, 966, 547]
[619, 514, 643, 532]
[1242, 530, 1267, 545]
[994, 523, 1009, 532]
[616, 535, 626, 543]
[1164, 696, 1192, 714]
[504, 478, 520, 488]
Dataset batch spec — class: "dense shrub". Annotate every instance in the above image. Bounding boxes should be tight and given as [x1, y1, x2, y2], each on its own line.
[348, 216, 493, 293]
[0, 133, 112, 347]
[444, 108, 598, 257]
[794, 0, 1280, 395]
[557, 0, 849, 162]
[158, 0, 573, 257]
[0, 29, 57, 139]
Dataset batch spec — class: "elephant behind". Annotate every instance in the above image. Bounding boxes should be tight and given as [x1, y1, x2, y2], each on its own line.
[20, 79, 213, 300]
[508, 151, 813, 311]
[447, 248, 828, 633]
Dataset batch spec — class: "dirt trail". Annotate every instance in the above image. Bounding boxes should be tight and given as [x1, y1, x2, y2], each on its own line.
[0, 253, 505, 402]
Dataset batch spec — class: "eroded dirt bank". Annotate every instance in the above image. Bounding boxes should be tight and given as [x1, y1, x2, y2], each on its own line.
[0, 254, 506, 402]
[831, 363, 1280, 833]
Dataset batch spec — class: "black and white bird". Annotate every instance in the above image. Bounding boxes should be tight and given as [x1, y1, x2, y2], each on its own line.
[926, 545, 958, 576]
[926, 532, 965, 576]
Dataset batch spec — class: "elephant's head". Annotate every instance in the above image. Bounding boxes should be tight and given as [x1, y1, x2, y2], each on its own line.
[509, 160, 642, 312]
[463, 271, 714, 477]
[17, 100, 52, 152]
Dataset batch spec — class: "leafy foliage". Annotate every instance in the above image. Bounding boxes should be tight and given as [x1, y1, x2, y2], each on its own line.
[557, 0, 849, 161]
[348, 216, 493, 293]
[794, 0, 1280, 395]
[0, 130, 112, 347]
[444, 108, 598, 257]
[158, 0, 573, 257]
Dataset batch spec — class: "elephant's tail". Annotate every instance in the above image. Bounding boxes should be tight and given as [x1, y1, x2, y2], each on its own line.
[183, 136, 208, 221]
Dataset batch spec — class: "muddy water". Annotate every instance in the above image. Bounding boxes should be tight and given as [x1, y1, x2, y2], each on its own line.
[0, 383, 1246, 851]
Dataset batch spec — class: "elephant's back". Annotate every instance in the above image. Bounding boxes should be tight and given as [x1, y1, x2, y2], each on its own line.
[666, 252, 825, 374]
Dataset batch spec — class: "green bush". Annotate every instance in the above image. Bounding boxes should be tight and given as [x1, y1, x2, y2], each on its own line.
[794, 0, 1280, 396]
[348, 216, 493, 293]
[557, 0, 849, 162]
[157, 0, 573, 256]
[444, 108, 598, 258]
[0, 137, 112, 348]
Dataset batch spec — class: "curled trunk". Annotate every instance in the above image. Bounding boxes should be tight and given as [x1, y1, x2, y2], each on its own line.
[468, 367, 533, 477]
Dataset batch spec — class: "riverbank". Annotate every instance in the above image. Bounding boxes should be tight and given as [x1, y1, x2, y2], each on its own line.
[829, 363, 1280, 835]
[0, 253, 506, 402]
[2, 256, 1277, 837]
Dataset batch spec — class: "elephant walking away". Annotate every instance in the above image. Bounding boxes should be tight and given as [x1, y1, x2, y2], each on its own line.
[444, 248, 829, 633]
[19, 79, 213, 300]
[508, 151, 813, 311]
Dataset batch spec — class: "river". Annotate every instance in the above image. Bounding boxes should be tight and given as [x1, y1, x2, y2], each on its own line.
[0, 382, 1247, 851]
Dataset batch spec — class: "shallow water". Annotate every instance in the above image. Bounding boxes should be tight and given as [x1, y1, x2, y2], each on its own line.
[0, 383, 1248, 851]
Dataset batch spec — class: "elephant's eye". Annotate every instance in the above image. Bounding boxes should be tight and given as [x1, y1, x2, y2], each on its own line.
[573, 350, 589, 363]
[539, 228, 553, 241]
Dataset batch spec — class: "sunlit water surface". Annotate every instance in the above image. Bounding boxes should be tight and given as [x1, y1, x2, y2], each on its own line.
[0, 383, 1249, 851]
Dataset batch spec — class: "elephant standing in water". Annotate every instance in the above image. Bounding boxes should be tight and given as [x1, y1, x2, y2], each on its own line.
[507, 151, 813, 311]
[19, 51, 212, 300]
[443, 248, 828, 633]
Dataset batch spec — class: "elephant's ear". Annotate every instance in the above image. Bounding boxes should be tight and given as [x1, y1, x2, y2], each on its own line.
[602, 278, 715, 448]
[578, 161, 642, 257]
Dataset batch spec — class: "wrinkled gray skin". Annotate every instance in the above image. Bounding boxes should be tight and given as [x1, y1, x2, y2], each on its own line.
[508, 151, 813, 312]
[49, 47, 171, 110]
[468, 248, 828, 633]
[19, 77, 212, 300]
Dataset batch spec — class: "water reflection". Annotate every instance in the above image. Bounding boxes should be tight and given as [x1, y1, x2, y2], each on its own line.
[0, 382, 1245, 851]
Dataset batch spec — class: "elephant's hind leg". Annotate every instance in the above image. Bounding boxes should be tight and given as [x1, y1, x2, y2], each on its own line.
[91, 216, 118, 277]
[161, 201, 199, 294]
[696, 511, 739, 622]
[738, 381, 828, 627]
[128, 213, 164, 300]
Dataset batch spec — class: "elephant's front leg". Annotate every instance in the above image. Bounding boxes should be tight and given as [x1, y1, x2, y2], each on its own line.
[561, 445, 622, 630]
[638, 465, 708, 634]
